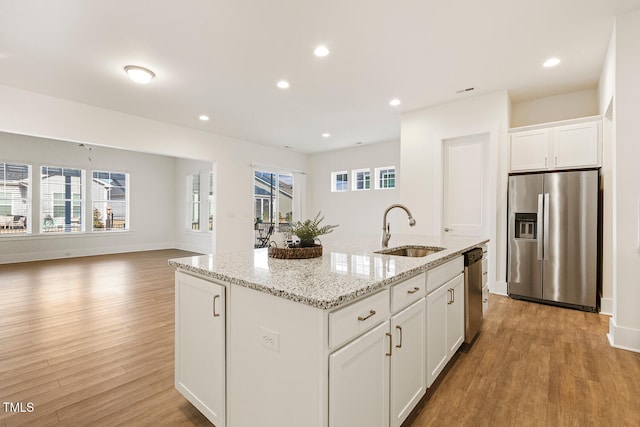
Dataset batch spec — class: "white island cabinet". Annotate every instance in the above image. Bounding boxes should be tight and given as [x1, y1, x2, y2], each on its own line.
[170, 235, 488, 427]
[175, 272, 226, 427]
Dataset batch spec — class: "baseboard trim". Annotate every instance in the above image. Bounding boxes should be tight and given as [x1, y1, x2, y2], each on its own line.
[0, 242, 177, 264]
[600, 297, 613, 316]
[608, 317, 640, 353]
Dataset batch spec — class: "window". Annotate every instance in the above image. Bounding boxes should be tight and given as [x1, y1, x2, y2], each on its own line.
[352, 169, 370, 191]
[41, 166, 84, 233]
[0, 162, 31, 235]
[375, 166, 396, 190]
[188, 173, 201, 230]
[92, 171, 129, 232]
[253, 170, 294, 227]
[208, 172, 214, 231]
[331, 171, 348, 192]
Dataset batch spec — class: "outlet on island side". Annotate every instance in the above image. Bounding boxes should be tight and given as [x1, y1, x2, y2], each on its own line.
[259, 326, 280, 352]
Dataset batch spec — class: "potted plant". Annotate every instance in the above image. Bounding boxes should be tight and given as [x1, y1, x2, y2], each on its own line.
[269, 212, 338, 259]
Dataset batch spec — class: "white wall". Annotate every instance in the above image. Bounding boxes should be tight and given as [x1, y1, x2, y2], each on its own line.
[400, 91, 510, 295]
[0, 132, 177, 262]
[510, 89, 599, 127]
[0, 85, 309, 254]
[175, 158, 215, 254]
[307, 140, 401, 242]
[607, 9, 640, 352]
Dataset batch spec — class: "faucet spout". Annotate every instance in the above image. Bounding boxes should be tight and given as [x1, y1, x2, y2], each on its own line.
[381, 204, 416, 248]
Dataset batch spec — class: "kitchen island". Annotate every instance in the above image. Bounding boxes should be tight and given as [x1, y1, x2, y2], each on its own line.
[169, 235, 488, 427]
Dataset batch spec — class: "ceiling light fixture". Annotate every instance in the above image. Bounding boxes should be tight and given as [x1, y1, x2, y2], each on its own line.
[389, 98, 401, 107]
[124, 65, 155, 84]
[322, 133, 331, 138]
[277, 80, 290, 89]
[543, 58, 561, 68]
[314, 45, 330, 57]
[199, 115, 210, 121]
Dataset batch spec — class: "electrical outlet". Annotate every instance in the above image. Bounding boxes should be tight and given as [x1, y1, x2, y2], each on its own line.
[259, 327, 279, 352]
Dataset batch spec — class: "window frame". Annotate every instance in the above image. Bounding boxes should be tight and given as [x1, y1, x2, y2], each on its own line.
[331, 171, 349, 192]
[0, 162, 32, 236]
[374, 166, 396, 190]
[40, 165, 85, 233]
[91, 170, 129, 232]
[351, 168, 371, 191]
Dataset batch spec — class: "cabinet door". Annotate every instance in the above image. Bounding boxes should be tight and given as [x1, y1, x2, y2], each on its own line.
[390, 300, 426, 427]
[552, 121, 599, 169]
[426, 284, 448, 388]
[175, 272, 226, 427]
[446, 274, 465, 357]
[329, 321, 390, 427]
[510, 129, 549, 171]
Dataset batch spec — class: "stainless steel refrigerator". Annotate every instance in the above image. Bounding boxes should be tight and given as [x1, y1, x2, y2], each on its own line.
[507, 169, 599, 311]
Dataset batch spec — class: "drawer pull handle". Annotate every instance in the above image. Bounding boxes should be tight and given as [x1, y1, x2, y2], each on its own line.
[213, 294, 221, 317]
[358, 310, 376, 321]
[447, 289, 454, 305]
[396, 326, 403, 349]
[407, 287, 420, 294]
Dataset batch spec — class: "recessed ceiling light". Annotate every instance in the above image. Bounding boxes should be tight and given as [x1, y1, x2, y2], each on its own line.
[543, 58, 561, 68]
[322, 133, 331, 138]
[277, 80, 290, 89]
[199, 115, 210, 121]
[389, 98, 401, 107]
[314, 45, 330, 57]
[124, 65, 155, 84]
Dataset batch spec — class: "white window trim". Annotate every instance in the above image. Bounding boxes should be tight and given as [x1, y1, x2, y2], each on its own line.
[374, 166, 396, 190]
[351, 168, 371, 191]
[331, 171, 349, 193]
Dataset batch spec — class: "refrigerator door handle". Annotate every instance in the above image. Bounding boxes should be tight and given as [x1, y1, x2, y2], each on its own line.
[537, 194, 544, 261]
[544, 193, 550, 261]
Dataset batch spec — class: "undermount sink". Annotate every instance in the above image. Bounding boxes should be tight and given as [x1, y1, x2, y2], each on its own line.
[375, 245, 445, 257]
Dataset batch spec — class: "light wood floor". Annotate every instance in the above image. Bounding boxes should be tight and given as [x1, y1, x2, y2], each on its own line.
[1, 250, 639, 426]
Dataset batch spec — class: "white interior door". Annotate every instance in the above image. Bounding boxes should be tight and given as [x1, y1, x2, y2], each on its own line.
[442, 134, 489, 237]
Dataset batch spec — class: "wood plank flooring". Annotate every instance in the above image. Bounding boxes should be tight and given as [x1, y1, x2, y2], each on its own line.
[1, 250, 639, 426]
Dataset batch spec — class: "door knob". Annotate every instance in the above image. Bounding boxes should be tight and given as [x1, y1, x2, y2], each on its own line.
[444, 227, 453, 232]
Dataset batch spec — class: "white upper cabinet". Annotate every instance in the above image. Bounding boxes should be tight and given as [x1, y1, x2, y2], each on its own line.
[509, 117, 601, 172]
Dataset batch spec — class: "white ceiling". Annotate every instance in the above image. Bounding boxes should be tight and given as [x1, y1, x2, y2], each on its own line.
[1, 0, 638, 153]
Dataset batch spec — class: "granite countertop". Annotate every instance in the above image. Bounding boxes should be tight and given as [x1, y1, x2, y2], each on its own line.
[169, 234, 488, 310]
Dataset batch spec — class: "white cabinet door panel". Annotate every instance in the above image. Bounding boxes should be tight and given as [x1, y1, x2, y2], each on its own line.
[426, 284, 448, 387]
[552, 121, 599, 169]
[390, 300, 426, 427]
[446, 274, 465, 356]
[175, 272, 225, 427]
[510, 129, 549, 172]
[329, 321, 390, 427]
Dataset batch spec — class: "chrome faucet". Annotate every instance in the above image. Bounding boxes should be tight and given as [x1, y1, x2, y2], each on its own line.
[381, 204, 416, 248]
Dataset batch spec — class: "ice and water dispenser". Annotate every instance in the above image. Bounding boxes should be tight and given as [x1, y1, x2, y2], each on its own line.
[514, 213, 537, 239]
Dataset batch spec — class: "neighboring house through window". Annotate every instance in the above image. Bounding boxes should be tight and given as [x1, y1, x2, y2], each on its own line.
[41, 166, 84, 233]
[0, 162, 31, 235]
[92, 171, 129, 231]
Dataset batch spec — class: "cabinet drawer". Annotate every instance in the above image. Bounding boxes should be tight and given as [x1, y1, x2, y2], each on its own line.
[329, 289, 390, 349]
[426, 257, 464, 294]
[482, 285, 489, 314]
[391, 273, 426, 313]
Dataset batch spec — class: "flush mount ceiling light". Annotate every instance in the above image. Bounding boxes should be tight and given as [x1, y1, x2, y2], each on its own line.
[198, 114, 210, 121]
[322, 133, 331, 138]
[276, 80, 290, 89]
[389, 98, 401, 107]
[124, 65, 155, 84]
[314, 45, 330, 57]
[543, 57, 561, 68]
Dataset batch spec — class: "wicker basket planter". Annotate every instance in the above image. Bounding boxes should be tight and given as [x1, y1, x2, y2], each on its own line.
[269, 244, 323, 259]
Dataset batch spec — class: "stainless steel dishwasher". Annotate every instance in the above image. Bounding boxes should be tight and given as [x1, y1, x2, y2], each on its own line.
[464, 248, 483, 346]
